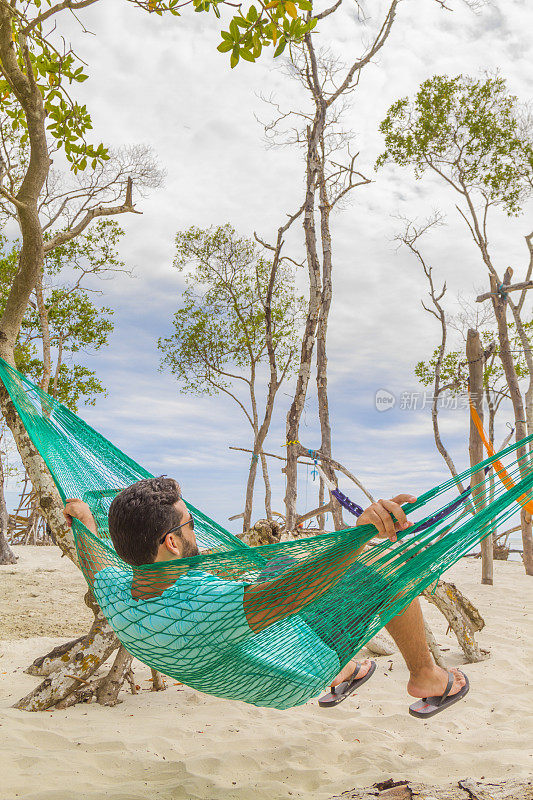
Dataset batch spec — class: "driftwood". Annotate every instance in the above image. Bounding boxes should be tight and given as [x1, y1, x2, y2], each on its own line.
[422, 581, 487, 663]
[329, 778, 533, 800]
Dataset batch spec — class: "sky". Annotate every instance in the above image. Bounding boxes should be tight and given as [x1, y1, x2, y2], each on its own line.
[5, 0, 533, 537]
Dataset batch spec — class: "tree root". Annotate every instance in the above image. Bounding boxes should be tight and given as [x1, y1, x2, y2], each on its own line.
[25, 636, 86, 677]
[96, 646, 134, 706]
[150, 668, 167, 691]
[15, 592, 122, 711]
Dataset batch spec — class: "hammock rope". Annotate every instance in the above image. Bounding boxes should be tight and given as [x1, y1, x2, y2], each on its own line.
[315, 423, 516, 528]
[1, 356, 532, 710]
[468, 393, 533, 512]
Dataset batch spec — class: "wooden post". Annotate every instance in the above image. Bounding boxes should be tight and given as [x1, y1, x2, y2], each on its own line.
[467, 329, 493, 585]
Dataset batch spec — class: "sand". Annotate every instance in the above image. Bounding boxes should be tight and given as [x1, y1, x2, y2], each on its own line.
[0, 546, 532, 800]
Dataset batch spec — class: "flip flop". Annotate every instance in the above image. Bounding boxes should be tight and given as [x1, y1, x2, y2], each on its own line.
[318, 660, 377, 708]
[408, 670, 470, 719]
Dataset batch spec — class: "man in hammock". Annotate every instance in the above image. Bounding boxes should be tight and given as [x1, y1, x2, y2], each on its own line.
[64, 477, 468, 717]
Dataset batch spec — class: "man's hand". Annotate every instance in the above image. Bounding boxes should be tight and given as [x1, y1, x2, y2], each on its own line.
[355, 494, 417, 543]
[63, 499, 95, 532]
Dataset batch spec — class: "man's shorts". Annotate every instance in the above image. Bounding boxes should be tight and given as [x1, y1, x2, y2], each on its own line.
[256, 556, 389, 665]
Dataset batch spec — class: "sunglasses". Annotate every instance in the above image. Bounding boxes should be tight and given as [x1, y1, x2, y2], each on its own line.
[159, 516, 194, 545]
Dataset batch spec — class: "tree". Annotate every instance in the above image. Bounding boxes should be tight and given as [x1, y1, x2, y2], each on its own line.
[378, 73, 533, 574]
[259, 0, 401, 531]
[159, 224, 303, 531]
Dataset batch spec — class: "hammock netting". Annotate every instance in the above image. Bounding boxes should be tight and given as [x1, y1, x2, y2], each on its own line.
[1, 357, 532, 709]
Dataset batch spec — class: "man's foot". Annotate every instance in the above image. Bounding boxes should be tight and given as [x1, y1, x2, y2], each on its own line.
[408, 668, 470, 719]
[318, 658, 377, 708]
[331, 657, 373, 689]
[407, 666, 466, 700]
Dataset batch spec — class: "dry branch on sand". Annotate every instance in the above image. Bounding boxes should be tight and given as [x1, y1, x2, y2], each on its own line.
[329, 777, 533, 799]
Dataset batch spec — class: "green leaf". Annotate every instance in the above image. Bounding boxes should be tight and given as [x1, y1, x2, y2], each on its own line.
[217, 40, 233, 52]
[273, 36, 286, 57]
[230, 50, 240, 68]
[239, 48, 255, 62]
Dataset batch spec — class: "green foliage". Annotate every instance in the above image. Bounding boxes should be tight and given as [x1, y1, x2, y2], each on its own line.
[14, 351, 108, 411]
[415, 323, 533, 400]
[0, 28, 108, 172]
[217, 0, 316, 68]
[158, 224, 304, 398]
[0, 0, 317, 176]
[44, 219, 126, 280]
[377, 74, 533, 216]
[415, 348, 463, 393]
[0, 224, 120, 410]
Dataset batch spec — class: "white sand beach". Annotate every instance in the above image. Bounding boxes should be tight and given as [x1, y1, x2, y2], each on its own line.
[0, 546, 532, 800]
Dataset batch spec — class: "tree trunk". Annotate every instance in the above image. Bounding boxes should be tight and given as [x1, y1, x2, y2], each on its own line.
[34, 272, 52, 391]
[467, 329, 492, 585]
[508, 296, 533, 439]
[0, 449, 17, 564]
[0, 9, 148, 709]
[318, 476, 325, 530]
[316, 137, 343, 531]
[485, 389, 499, 548]
[284, 109, 324, 530]
[260, 451, 272, 520]
[242, 451, 259, 533]
[150, 668, 167, 691]
[0, 525, 16, 564]
[96, 646, 134, 707]
[489, 274, 533, 574]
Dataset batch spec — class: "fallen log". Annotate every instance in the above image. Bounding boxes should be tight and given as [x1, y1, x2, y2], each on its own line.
[329, 777, 533, 799]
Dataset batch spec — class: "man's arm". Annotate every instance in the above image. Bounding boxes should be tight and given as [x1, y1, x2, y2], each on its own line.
[243, 494, 416, 633]
[64, 499, 107, 584]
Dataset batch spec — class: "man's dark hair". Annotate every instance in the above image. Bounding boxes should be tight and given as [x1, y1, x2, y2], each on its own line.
[108, 476, 182, 566]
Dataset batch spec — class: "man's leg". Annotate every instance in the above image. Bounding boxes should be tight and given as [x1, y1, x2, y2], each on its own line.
[331, 598, 466, 697]
[384, 597, 466, 698]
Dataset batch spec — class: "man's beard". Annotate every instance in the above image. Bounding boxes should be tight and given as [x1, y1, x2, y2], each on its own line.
[181, 540, 200, 558]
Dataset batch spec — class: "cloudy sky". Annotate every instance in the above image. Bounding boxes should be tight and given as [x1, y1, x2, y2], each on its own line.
[9, 0, 532, 533]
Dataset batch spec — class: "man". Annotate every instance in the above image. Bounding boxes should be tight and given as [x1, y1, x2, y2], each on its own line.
[64, 476, 468, 716]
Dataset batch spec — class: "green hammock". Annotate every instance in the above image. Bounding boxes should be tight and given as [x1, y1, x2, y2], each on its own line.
[1, 356, 532, 710]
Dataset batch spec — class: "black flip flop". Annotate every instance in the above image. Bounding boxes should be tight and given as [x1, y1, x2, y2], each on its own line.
[318, 660, 377, 708]
[409, 670, 469, 719]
